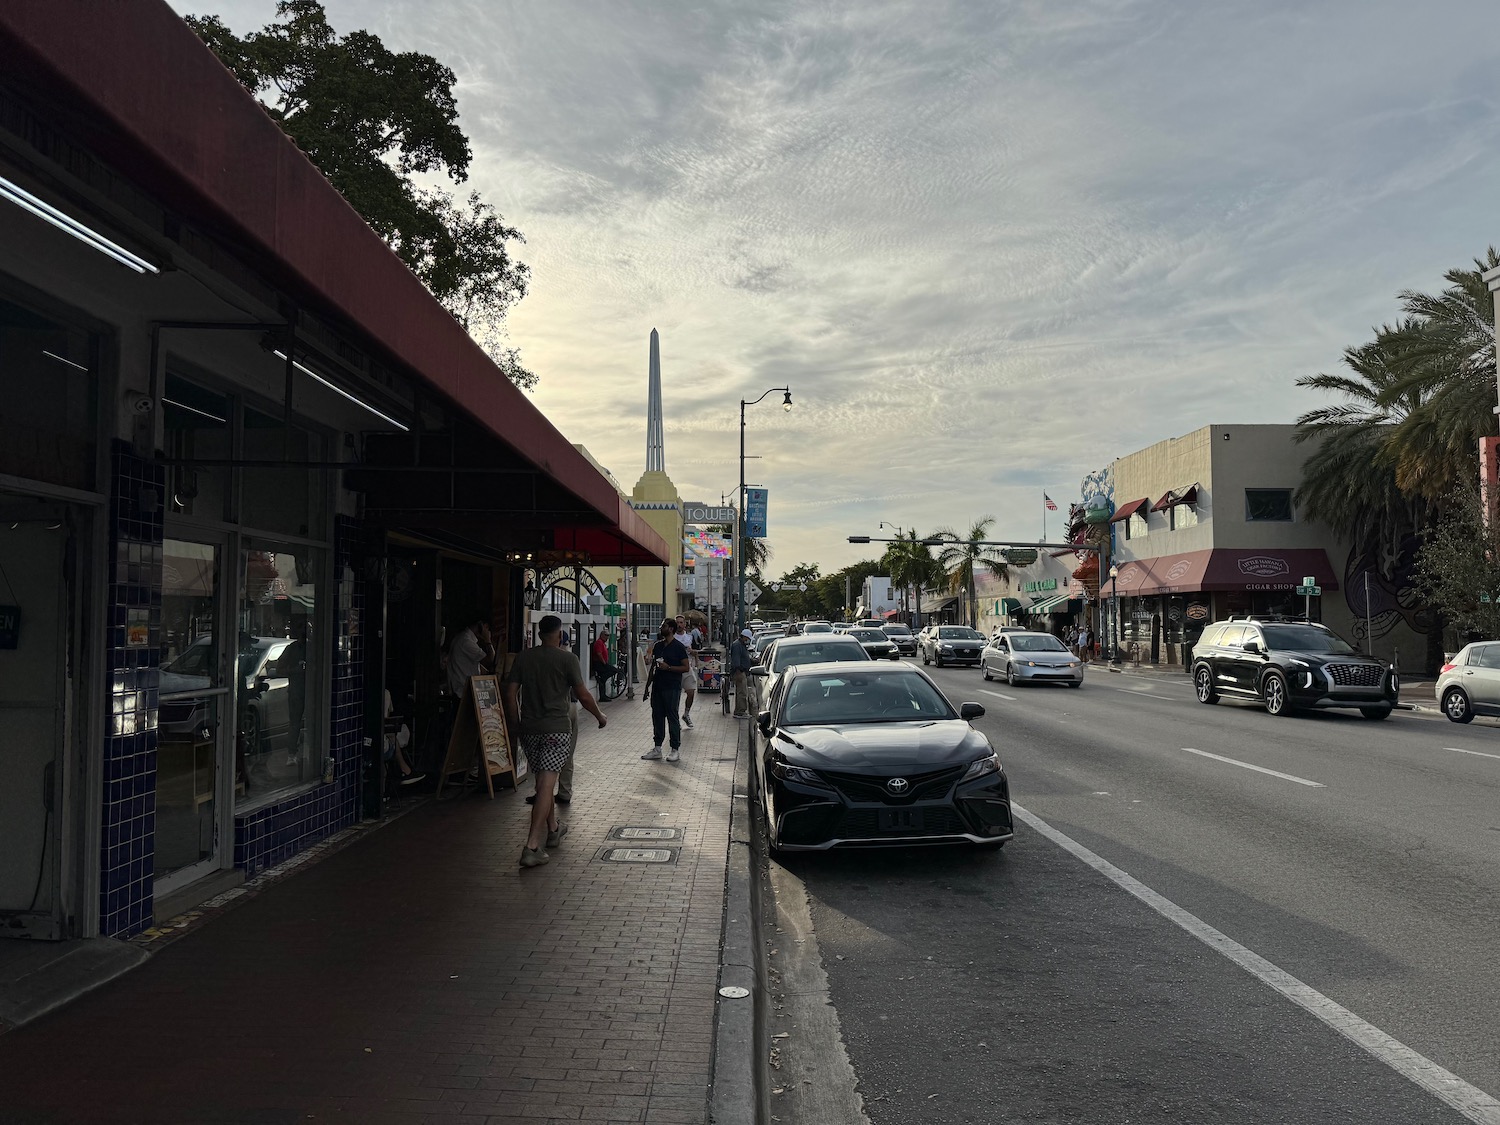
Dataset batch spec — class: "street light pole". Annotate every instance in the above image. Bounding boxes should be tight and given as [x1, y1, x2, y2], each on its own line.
[739, 386, 793, 633]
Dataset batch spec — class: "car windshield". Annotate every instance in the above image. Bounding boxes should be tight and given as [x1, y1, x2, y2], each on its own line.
[165, 639, 213, 676]
[781, 671, 955, 725]
[938, 627, 981, 640]
[883, 625, 912, 636]
[1262, 625, 1355, 654]
[1011, 634, 1067, 652]
[803, 623, 833, 633]
[771, 642, 869, 672]
[849, 629, 888, 642]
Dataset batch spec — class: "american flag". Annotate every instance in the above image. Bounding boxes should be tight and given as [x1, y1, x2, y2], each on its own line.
[1044, 493, 1058, 511]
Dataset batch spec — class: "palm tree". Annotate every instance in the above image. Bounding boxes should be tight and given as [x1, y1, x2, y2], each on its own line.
[882, 530, 942, 623]
[933, 518, 1010, 629]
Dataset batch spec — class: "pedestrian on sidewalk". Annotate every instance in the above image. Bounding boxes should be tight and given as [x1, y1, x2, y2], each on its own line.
[676, 614, 699, 728]
[1077, 624, 1091, 664]
[504, 614, 606, 868]
[643, 619, 690, 762]
[730, 627, 754, 718]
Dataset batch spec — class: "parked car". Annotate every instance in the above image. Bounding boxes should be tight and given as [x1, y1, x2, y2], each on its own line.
[1436, 642, 1500, 722]
[881, 622, 918, 656]
[920, 625, 985, 667]
[1190, 615, 1396, 719]
[748, 633, 871, 724]
[847, 626, 900, 660]
[753, 662, 1012, 853]
[981, 631, 1082, 687]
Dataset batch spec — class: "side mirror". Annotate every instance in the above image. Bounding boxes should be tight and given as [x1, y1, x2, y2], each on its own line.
[1241, 641, 1261, 654]
[959, 702, 986, 721]
[757, 711, 773, 737]
[749, 665, 769, 677]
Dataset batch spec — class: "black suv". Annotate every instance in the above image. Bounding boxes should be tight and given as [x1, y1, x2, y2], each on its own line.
[1190, 615, 1398, 719]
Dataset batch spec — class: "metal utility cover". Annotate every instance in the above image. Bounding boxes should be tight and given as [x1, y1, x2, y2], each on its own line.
[608, 826, 683, 842]
[596, 847, 680, 865]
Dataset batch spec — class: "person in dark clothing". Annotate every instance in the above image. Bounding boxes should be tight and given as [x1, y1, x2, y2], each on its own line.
[729, 627, 754, 718]
[642, 619, 690, 762]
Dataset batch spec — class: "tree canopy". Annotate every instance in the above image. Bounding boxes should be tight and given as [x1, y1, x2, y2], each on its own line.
[187, 0, 535, 389]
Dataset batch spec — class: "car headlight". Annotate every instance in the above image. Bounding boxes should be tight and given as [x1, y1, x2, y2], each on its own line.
[1390, 671, 1399, 693]
[962, 754, 1001, 781]
[1025, 660, 1037, 667]
[1067, 661, 1080, 668]
[941, 644, 953, 651]
[771, 760, 828, 787]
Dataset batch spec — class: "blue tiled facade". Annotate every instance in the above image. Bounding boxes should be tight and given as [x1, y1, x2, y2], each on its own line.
[232, 514, 365, 875]
[100, 441, 165, 938]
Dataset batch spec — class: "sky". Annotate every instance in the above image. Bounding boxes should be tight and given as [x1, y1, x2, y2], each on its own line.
[173, 0, 1500, 575]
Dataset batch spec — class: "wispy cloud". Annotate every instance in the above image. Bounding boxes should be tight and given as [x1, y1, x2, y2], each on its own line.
[181, 0, 1500, 571]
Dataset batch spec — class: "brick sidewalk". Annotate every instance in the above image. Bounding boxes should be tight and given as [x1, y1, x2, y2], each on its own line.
[0, 689, 740, 1125]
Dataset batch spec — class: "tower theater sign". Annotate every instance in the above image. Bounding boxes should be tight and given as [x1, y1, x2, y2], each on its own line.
[682, 501, 736, 524]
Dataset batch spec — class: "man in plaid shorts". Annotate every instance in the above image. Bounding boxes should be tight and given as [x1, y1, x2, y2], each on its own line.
[504, 615, 607, 868]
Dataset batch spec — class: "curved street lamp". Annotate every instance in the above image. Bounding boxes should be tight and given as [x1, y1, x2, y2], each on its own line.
[738, 387, 793, 631]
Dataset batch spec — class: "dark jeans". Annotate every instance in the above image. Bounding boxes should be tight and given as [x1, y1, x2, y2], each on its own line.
[650, 680, 682, 749]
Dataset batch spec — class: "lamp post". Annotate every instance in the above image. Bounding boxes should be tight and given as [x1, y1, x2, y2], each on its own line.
[1108, 564, 1120, 663]
[739, 386, 793, 632]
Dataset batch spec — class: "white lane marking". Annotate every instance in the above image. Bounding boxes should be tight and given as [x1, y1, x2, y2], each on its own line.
[979, 688, 1017, 701]
[1012, 804, 1500, 1124]
[1446, 747, 1500, 762]
[1181, 747, 1325, 787]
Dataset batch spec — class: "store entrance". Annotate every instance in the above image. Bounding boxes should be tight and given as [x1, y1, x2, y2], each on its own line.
[156, 534, 231, 893]
[0, 500, 74, 940]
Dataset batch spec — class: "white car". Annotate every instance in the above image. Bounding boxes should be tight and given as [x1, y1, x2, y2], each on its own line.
[981, 631, 1083, 687]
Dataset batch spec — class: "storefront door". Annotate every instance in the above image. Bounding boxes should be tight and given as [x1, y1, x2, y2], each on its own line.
[0, 501, 73, 939]
[156, 534, 232, 893]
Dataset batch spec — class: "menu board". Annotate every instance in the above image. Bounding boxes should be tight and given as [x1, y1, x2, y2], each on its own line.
[436, 675, 515, 799]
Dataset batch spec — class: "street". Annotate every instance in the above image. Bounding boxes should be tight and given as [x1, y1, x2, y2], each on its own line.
[766, 664, 1500, 1123]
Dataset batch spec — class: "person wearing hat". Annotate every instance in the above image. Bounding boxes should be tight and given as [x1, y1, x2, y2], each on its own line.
[729, 627, 755, 718]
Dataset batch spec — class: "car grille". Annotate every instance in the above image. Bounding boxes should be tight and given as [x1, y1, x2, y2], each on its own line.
[820, 764, 967, 804]
[839, 806, 967, 838]
[1325, 662, 1384, 688]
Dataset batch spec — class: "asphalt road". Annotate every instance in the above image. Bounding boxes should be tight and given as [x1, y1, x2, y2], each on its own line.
[771, 661, 1500, 1124]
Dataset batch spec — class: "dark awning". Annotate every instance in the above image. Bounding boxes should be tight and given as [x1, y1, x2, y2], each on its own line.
[1151, 485, 1200, 512]
[1109, 498, 1149, 523]
[1109, 549, 1339, 598]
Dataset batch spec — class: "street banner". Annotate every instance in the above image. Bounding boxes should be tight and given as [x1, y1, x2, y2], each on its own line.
[745, 487, 769, 538]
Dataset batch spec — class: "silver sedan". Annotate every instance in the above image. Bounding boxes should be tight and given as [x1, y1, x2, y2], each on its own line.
[981, 631, 1083, 687]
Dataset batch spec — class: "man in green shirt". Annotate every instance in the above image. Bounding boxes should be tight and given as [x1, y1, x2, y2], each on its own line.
[504, 615, 607, 867]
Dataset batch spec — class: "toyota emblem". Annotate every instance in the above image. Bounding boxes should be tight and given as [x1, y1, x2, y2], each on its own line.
[886, 777, 910, 794]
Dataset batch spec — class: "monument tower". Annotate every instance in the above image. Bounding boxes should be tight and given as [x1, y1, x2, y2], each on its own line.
[631, 328, 685, 620]
[645, 327, 664, 472]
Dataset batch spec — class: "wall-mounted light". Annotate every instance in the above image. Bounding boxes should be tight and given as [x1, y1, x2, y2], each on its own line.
[0, 173, 159, 274]
[272, 349, 409, 431]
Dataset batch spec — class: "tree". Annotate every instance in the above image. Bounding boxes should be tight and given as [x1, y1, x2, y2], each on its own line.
[882, 530, 943, 623]
[187, 1, 535, 388]
[1414, 486, 1500, 641]
[934, 518, 1010, 629]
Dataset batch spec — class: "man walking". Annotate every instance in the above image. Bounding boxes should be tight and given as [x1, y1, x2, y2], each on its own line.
[676, 614, 699, 728]
[504, 615, 606, 868]
[643, 619, 691, 762]
[729, 627, 754, 718]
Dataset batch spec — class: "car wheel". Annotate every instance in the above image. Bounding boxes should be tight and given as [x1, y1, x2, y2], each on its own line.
[1261, 670, 1292, 716]
[982, 661, 992, 681]
[1360, 706, 1392, 721]
[1006, 663, 1016, 687]
[922, 650, 930, 665]
[1193, 664, 1219, 704]
[935, 654, 945, 668]
[1443, 687, 1475, 724]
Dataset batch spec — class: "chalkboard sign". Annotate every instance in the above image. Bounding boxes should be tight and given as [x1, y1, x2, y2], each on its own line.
[436, 675, 515, 800]
[0, 604, 17, 649]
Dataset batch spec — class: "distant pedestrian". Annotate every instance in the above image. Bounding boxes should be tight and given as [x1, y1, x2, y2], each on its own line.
[729, 628, 755, 718]
[1077, 624, 1091, 663]
[504, 614, 606, 868]
[643, 619, 691, 762]
[676, 614, 699, 729]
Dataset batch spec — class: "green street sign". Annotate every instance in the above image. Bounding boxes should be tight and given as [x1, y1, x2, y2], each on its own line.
[1296, 585, 1321, 597]
[604, 603, 624, 617]
[604, 584, 618, 601]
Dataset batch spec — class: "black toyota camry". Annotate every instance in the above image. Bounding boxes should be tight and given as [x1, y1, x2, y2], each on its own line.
[754, 662, 1013, 853]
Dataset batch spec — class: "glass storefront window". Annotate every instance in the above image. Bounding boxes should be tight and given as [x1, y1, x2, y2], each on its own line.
[0, 294, 97, 491]
[163, 375, 232, 521]
[236, 544, 324, 805]
[242, 408, 324, 539]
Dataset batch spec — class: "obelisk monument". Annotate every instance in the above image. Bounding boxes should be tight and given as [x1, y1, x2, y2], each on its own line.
[645, 328, 664, 473]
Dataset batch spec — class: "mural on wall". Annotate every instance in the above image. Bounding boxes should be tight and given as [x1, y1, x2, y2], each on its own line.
[1343, 537, 1431, 646]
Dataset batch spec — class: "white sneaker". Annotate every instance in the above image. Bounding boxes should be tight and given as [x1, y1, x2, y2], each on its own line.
[641, 747, 663, 760]
[681, 713, 694, 729]
[665, 747, 680, 763]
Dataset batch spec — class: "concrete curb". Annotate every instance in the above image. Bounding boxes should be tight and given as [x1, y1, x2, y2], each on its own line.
[709, 721, 768, 1124]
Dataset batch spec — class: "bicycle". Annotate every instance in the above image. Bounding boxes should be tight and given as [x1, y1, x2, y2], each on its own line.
[595, 663, 628, 702]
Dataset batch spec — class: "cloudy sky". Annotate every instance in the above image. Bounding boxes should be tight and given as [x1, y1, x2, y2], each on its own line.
[176, 0, 1500, 574]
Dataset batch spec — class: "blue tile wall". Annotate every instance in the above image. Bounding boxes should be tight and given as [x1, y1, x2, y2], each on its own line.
[233, 514, 364, 875]
[99, 441, 164, 938]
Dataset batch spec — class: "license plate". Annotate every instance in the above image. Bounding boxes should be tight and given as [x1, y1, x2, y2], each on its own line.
[879, 808, 925, 832]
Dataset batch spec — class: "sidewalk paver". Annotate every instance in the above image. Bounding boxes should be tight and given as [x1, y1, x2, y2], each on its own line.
[0, 689, 739, 1125]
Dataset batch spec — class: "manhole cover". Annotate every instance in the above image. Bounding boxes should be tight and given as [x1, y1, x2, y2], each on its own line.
[596, 847, 680, 865]
[608, 826, 683, 841]
[718, 986, 750, 998]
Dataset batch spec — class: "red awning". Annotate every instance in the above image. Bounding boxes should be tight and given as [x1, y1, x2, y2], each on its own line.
[1109, 498, 1149, 523]
[0, 3, 671, 568]
[1108, 549, 1339, 598]
[1149, 492, 1175, 513]
[883, 609, 901, 619]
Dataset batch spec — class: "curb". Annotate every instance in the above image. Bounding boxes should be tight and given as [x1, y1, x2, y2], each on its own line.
[709, 721, 768, 1125]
